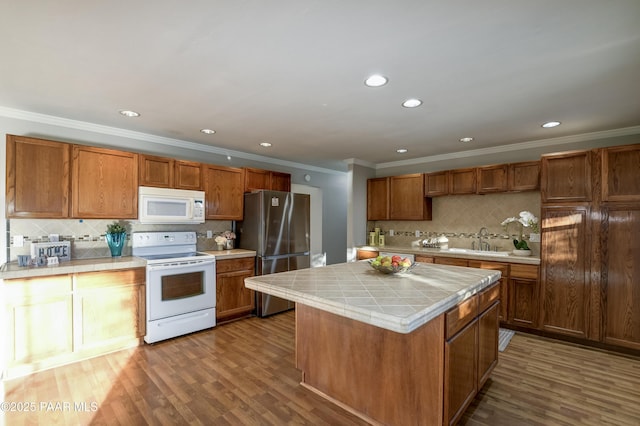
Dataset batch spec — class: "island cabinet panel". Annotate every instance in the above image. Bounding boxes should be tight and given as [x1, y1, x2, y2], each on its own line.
[449, 168, 477, 195]
[540, 206, 590, 339]
[74, 268, 146, 355]
[477, 164, 508, 194]
[425, 171, 449, 197]
[296, 304, 445, 426]
[6, 135, 71, 218]
[139, 154, 174, 188]
[541, 150, 592, 203]
[601, 144, 640, 202]
[215, 257, 255, 323]
[477, 301, 499, 389]
[367, 177, 389, 220]
[508, 161, 540, 192]
[389, 173, 431, 220]
[4, 275, 74, 375]
[204, 165, 245, 220]
[601, 206, 640, 350]
[174, 160, 204, 190]
[508, 264, 540, 328]
[72, 145, 138, 218]
[444, 319, 478, 426]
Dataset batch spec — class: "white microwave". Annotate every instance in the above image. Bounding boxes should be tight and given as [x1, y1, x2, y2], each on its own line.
[138, 186, 205, 224]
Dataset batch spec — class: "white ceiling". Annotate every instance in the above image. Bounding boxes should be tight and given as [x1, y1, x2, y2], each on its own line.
[1, 1, 639, 171]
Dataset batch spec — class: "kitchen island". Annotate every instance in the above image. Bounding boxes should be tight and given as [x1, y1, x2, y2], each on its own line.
[244, 261, 501, 426]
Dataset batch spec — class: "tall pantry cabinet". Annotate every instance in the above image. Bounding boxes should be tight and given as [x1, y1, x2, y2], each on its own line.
[540, 143, 640, 350]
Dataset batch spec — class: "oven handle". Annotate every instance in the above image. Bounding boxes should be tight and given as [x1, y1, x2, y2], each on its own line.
[146, 259, 215, 271]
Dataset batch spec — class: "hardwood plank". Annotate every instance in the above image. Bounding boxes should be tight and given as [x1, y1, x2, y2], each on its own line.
[3, 311, 639, 425]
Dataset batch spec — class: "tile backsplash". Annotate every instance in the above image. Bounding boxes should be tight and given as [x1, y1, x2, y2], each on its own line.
[7, 219, 234, 261]
[369, 192, 541, 256]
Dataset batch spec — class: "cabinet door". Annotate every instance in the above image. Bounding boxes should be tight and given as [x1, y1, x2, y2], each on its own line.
[508, 264, 539, 328]
[601, 144, 640, 202]
[444, 319, 478, 426]
[540, 206, 590, 338]
[509, 161, 540, 191]
[74, 269, 146, 353]
[602, 206, 640, 350]
[72, 145, 138, 218]
[4, 275, 73, 370]
[270, 171, 291, 192]
[244, 167, 271, 192]
[216, 258, 255, 321]
[367, 177, 389, 220]
[139, 154, 174, 188]
[174, 160, 203, 190]
[541, 150, 592, 202]
[477, 164, 508, 194]
[469, 260, 509, 322]
[204, 165, 245, 220]
[449, 168, 477, 195]
[6, 135, 70, 218]
[415, 255, 435, 263]
[389, 173, 430, 220]
[477, 302, 499, 390]
[424, 171, 449, 196]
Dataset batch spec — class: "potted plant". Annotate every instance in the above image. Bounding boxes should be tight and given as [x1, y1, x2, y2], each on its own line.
[105, 221, 127, 257]
[501, 211, 539, 256]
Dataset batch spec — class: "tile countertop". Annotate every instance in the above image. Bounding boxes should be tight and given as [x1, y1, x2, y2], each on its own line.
[244, 260, 501, 334]
[359, 245, 541, 265]
[0, 249, 257, 280]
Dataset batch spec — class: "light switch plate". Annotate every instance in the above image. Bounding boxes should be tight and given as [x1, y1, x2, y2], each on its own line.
[13, 235, 24, 247]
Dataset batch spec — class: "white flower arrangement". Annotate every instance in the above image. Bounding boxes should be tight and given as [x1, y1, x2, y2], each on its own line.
[214, 235, 227, 245]
[501, 211, 539, 250]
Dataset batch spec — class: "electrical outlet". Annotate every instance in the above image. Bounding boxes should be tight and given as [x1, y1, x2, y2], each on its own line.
[415, 230, 421, 237]
[389, 229, 394, 236]
[206, 230, 213, 238]
[13, 235, 24, 247]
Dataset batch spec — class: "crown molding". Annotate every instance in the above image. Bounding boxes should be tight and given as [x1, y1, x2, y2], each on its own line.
[0, 106, 345, 175]
[375, 125, 640, 169]
[343, 158, 377, 169]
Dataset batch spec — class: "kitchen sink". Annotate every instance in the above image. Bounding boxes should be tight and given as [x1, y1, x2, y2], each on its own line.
[444, 248, 511, 257]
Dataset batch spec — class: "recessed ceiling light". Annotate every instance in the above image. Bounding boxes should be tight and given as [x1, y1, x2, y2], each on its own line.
[119, 110, 140, 117]
[259, 142, 272, 147]
[459, 137, 474, 143]
[364, 74, 388, 87]
[200, 128, 216, 134]
[396, 148, 408, 153]
[402, 99, 422, 108]
[542, 121, 561, 128]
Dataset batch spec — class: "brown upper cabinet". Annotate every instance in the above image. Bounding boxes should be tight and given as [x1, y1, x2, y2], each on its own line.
[244, 167, 291, 192]
[541, 150, 592, 203]
[424, 171, 449, 197]
[389, 173, 431, 220]
[6, 135, 70, 218]
[477, 164, 508, 194]
[139, 154, 174, 188]
[508, 161, 540, 192]
[204, 165, 245, 220]
[367, 175, 431, 221]
[139, 154, 204, 190]
[72, 145, 139, 218]
[601, 143, 640, 202]
[449, 168, 477, 195]
[367, 177, 390, 220]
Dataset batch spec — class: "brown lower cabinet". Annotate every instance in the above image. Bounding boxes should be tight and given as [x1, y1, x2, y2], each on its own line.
[3, 268, 145, 379]
[216, 257, 255, 322]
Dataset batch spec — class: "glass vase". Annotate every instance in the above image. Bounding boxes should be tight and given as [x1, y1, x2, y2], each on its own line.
[106, 232, 127, 257]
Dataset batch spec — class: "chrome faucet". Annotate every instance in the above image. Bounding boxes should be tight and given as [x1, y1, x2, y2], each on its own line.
[475, 227, 490, 251]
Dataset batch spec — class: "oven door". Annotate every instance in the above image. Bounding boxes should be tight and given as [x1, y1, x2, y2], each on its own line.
[146, 259, 216, 321]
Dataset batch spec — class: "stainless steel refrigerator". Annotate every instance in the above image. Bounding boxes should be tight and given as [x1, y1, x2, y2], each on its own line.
[238, 190, 310, 317]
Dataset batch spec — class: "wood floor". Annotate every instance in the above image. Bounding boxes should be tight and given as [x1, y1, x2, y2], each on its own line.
[3, 310, 640, 425]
